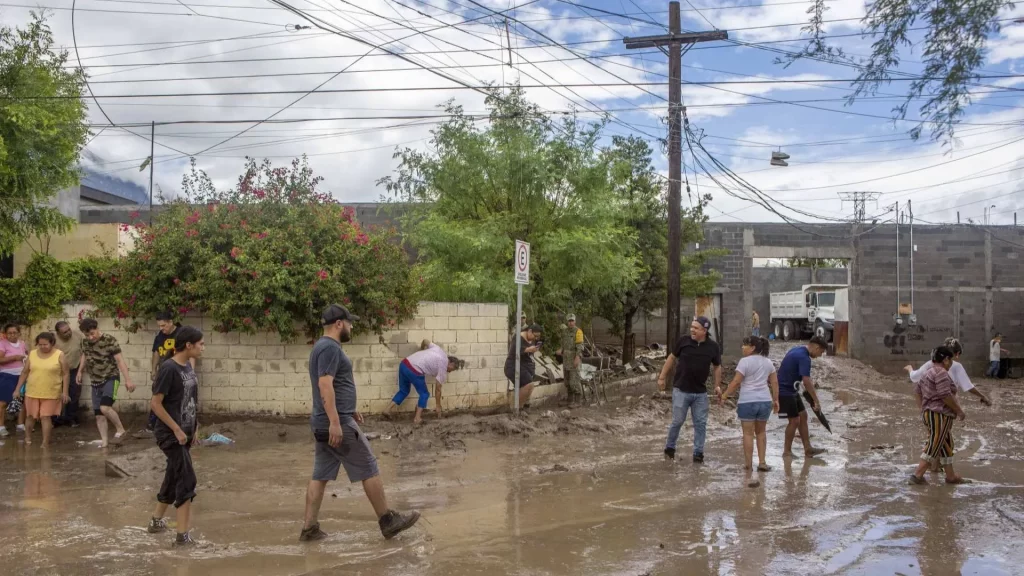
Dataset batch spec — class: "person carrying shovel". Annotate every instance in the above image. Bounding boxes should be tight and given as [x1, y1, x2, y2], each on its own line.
[776, 336, 829, 459]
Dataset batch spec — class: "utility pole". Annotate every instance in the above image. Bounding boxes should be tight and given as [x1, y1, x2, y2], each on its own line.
[623, 2, 727, 353]
[149, 121, 155, 225]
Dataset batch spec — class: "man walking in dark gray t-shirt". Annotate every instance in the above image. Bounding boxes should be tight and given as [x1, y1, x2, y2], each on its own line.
[299, 304, 420, 542]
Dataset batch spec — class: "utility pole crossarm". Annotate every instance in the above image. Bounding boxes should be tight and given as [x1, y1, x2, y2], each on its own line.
[623, 30, 728, 49]
[622, 1, 728, 354]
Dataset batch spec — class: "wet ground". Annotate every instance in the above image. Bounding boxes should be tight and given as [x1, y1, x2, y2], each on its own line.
[3, 348, 1024, 576]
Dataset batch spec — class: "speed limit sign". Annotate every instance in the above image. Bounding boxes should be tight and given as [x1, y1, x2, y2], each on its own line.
[514, 240, 530, 285]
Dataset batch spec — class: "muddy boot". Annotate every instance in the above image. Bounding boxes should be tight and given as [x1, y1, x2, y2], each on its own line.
[379, 510, 421, 540]
[664, 447, 675, 460]
[173, 531, 196, 547]
[147, 517, 168, 534]
[299, 522, 328, 542]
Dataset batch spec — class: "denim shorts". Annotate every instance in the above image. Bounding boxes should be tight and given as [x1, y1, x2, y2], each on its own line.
[737, 401, 773, 422]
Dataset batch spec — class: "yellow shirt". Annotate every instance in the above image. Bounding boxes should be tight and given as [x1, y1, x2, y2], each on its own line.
[26, 350, 63, 400]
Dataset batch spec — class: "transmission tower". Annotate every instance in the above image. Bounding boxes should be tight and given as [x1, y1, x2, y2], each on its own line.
[839, 191, 881, 222]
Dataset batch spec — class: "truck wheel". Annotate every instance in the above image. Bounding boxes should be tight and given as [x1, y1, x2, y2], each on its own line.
[773, 321, 783, 339]
[783, 321, 795, 341]
[814, 321, 832, 342]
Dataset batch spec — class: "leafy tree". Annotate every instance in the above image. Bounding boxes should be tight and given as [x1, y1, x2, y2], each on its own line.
[92, 157, 419, 340]
[0, 12, 88, 255]
[785, 0, 1013, 144]
[379, 87, 639, 337]
[0, 254, 112, 326]
[596, 136, 721, 362]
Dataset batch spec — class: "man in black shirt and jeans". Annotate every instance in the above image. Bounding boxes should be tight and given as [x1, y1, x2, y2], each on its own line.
[657, 317, 722, 463]
[147, 326, 204, 546]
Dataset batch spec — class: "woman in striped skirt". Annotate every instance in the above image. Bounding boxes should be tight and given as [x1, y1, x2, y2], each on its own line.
[909, 346, 970, 485]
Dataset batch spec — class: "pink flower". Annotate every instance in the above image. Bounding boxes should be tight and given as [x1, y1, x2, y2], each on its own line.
[317, 269, 329, 280]
[173, 278, 181, 285]
[185, 229, 198, 238]
[243, 317, 253, 326]
[264, 309, 271, 316]
[283, 260, 291, 267]
[230, 247, 242, 259]
[253, 189, 266, 199]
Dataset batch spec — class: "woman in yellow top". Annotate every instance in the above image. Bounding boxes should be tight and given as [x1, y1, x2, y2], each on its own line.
[16, 333, 70, 446]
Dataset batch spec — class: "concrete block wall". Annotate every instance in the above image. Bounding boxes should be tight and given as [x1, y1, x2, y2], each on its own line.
[33, 301, 563, 416]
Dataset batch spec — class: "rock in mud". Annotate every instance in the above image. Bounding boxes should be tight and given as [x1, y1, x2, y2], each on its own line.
[365, 432, 381, 440]
[105, 460, 133, 479]
[560, 410, 572, 418]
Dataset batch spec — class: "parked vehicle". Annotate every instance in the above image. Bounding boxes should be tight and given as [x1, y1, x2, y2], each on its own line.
[770, 284, 846, 341]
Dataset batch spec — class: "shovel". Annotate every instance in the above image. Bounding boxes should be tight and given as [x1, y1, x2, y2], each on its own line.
[802, 390, 833, 434]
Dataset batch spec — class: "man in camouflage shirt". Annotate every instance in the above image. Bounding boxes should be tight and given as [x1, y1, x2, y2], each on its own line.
[560, 314, 585, 406]
[78, 318, 135, 447]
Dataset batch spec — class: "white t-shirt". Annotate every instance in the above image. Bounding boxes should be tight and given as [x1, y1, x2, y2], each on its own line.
[909, 360, 975, 392]
[990, 340, 1001, 362]
[735, 355, 775, 404]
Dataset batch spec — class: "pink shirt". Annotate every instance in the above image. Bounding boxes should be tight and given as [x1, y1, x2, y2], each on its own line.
[0, 339, 26, 375]
[406, 344, 450, 384]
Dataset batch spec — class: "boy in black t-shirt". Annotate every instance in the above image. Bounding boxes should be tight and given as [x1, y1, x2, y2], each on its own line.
[149, 312, 193, 432]
[147, 326, 204, 547]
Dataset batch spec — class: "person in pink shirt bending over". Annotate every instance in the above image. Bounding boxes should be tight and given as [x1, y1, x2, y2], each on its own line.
[386, 340, 462, 424]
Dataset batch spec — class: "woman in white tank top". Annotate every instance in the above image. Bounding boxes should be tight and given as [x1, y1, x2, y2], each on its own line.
[719, 336, 779, 488]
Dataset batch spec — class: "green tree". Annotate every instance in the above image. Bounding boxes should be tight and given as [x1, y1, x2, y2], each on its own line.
[596, 136, 721, 362]
[786, 0, 1012, 144]
[0, 12, 88, 255]
[378, 87, 638, 336]
[92, 157, 420, 340]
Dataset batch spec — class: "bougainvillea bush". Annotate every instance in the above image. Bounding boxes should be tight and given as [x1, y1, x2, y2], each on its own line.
[93, 157, 419, 340]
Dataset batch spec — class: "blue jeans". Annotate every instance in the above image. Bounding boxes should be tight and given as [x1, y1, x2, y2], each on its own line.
[986, 361, 1001, 377]
[665, 389, 709, 455]
[751, 327, 760, 337]
[392, 361, 430, 409]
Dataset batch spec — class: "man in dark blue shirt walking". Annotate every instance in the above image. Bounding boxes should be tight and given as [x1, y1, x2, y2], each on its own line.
[776, 336, 828, 458]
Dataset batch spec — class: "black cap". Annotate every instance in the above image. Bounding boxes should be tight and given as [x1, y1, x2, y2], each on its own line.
[322, 304, 359, 325]
[528, 323, 543, 334]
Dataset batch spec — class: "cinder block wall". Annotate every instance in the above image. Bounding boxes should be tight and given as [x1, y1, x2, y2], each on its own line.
[34, 301, 561, 416]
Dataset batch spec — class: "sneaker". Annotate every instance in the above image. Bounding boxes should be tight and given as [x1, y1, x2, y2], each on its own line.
[16, 424, 25, 433]
[173, 531, 196, 547]
[908, 474, 928, 485]
[663, 447, 675, 460]
[298, 522, 328, 542]
[148, 517, 168, 534]
[379, 510, 421, 540]
[0, 427, 8, 438]
[693, 452, 705, 464]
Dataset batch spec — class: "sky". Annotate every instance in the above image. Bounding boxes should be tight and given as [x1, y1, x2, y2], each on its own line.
[3, 0, 1023, 225]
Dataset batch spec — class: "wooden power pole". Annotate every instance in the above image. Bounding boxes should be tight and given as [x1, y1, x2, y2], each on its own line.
[623, 2, 727, 353]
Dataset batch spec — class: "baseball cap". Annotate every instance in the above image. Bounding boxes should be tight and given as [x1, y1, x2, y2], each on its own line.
[694, 316, 711, 330]
[528, 323, 544, 334]
[566, 313, 576, 322]
[322, 304, 359, 325]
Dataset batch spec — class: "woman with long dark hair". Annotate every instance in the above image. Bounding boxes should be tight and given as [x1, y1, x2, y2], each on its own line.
[719, 336, 779, 488]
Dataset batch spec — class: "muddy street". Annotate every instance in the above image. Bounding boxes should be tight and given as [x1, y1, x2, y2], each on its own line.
[2, 350, 1024, 576]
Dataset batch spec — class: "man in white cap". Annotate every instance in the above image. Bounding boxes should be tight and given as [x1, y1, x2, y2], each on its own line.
[559, 314, 585, 406]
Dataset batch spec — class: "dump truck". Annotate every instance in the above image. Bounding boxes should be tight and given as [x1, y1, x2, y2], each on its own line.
[769, 284, 846, 342]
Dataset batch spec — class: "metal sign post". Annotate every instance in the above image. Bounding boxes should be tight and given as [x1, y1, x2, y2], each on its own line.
[513, 240, 530, 415]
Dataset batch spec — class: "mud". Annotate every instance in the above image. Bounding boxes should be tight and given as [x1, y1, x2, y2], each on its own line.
[2, 347, 1024, 575]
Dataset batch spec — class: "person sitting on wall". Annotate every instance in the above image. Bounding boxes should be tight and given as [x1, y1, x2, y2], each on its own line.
[385, 339, 462, 424]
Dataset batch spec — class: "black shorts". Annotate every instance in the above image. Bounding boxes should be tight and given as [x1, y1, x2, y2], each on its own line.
[778, 395, 805, 419]
[158, 443, 197, 508]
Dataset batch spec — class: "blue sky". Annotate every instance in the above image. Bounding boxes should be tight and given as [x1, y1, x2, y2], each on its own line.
[3, 0, 1022, 224]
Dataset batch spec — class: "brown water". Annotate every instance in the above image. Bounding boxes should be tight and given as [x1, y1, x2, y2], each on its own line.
[3, 352, 1024, 575]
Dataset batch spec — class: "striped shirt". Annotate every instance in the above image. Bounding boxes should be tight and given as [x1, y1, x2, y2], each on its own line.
[914, 365, 957, 416]
[405, 344, 450, 385]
